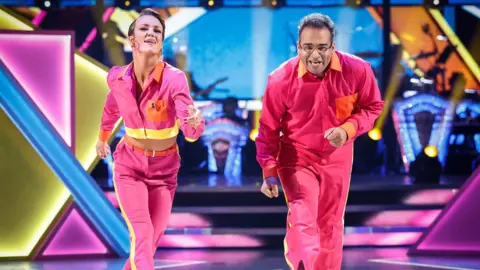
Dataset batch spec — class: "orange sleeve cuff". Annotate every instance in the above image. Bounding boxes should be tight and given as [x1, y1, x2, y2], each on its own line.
[262, 164, 278, 179]
[340, 121, 357, 140]
[99, 130, 112, 142]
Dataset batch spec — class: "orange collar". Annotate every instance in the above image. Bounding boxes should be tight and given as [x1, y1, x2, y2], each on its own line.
[298, 51, 342, 78]
[118, 61, 165, 82]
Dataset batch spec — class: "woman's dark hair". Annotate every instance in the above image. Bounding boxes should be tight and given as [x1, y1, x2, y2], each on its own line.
[128, 8, 165, 41]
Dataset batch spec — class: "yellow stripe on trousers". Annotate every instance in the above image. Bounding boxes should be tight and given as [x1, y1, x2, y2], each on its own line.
[278, 176, 295, 270]
[112, 163, 137, 270]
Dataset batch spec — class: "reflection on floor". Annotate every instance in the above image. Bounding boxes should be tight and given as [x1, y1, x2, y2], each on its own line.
[2, 248, 480, 270]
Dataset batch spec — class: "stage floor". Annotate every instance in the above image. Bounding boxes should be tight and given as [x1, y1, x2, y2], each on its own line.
[175, 173, 468, 190]
[3, 248, 480, 270]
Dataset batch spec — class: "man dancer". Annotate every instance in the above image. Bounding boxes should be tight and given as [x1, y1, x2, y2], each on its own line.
[255, 13, 384, 270]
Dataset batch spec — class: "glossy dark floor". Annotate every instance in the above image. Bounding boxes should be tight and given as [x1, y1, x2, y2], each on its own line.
[2, 248, 480, 270]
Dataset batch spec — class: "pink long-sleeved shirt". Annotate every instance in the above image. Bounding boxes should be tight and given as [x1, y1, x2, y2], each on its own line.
[98, 61, 204, 142]
[256, 51, 384, 179]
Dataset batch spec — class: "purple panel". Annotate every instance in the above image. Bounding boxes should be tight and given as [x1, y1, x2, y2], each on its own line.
[41, 207, 109, 256]
[0, 30, 74, 147]
[409, 167, 480, 256]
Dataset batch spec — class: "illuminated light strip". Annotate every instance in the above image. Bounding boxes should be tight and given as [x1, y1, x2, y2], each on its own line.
[368, 258, 476, 270]
[74, 53, 123, 172]
[0, 8, 129, 256]
[31, 10, 46, 26]
[0, 6, 34, 30]
[40, 206, 110, 256]
[462, 5, 480, 19]
[154, 260, 207, 269]
[374, 42, 405, 131]
[0, 60, 129, 257]
[0, 32, 73, 147]
[0, 64, 71, 257]
[429, 9, 480, 84]
[0, 6, 122, 173]
[78, 7, 115, 52]
[392, 94, 450, 172]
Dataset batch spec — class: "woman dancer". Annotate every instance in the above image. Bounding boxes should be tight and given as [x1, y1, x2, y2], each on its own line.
[96, 8, 204, 270]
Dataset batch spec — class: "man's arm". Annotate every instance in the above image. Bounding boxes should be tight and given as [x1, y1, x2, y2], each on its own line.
[255, 75, 286, 179]
[340, 62, 385, 140]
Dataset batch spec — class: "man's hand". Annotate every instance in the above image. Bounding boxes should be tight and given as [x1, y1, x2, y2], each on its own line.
[96, 140, 111, 159]
[187, 105, 202, 127]
[261, 176, 279, 198]
[324, 127, 348, 147]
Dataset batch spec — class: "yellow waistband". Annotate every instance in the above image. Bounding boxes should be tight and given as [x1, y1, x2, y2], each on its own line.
[125, 121, 179, 140]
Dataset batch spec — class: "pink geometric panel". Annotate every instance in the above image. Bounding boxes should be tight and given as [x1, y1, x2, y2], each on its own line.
[42, 207, 109, 256]
[409, 167, 480, 256]
[0, 31, 73, 147]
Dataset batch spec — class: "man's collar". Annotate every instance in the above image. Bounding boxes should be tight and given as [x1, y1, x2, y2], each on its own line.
[297, 51, 342, 78]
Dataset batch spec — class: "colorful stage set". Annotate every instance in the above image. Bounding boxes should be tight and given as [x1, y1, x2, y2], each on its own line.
[0, 2, 480, 267]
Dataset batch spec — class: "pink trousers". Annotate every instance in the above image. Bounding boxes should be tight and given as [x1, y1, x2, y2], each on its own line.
[277, 143, 353, 270]
[113, 140, 180, 270]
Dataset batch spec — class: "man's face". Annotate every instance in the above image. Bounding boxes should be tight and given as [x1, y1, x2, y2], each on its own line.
[298, 27, 335, 77]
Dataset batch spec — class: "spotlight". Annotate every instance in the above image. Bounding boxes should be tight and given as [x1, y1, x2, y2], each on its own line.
[249, 128, 258, 141]
[201, 0, 222, 9]
[368, 128, 382, 141]
[35, 0, 58, 9]
[424, 145, 438, 158]
[409, 149, 442, 184]
[185, 137, 198, 143]
[423, 0, 446, 8]
[262, 0, 284, 9]
[346, 0, 370, 8]
[114, 0, 138, 10]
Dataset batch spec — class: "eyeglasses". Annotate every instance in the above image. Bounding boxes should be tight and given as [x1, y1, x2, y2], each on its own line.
[300, 43, 333, 54]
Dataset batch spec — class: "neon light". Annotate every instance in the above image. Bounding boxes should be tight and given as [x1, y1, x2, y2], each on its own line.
[0, 32, 73, 147]
[0, 9, 129, 258]
[430, 9, 480, 84]
[344, 232, 422, 246]
[41, 207, 109, 256]
[74, 53, 123, 172]
[158, 233, 421, 248]
[0, 71, 70, 258]
[32, 10, 46, 26]
[158, 235, 263, 248]
[403, 189, 456, 205]
[392, 94, 451, 172]
[409, 168, 480, 255]
[0, 7, 34, 30]
[0, 59, 129, 257]
[365, 210, 442, 227]
[79, 7, 114, 52]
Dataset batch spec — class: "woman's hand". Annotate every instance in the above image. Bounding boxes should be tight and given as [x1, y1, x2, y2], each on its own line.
[96, 140, 111, 159]
[186, 105, 202, 127]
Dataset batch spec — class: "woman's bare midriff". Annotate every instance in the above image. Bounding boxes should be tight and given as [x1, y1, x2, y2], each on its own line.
[125, 135, 177, 151]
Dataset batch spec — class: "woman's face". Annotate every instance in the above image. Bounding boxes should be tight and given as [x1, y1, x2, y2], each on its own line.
[129, 15, 163, 56]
